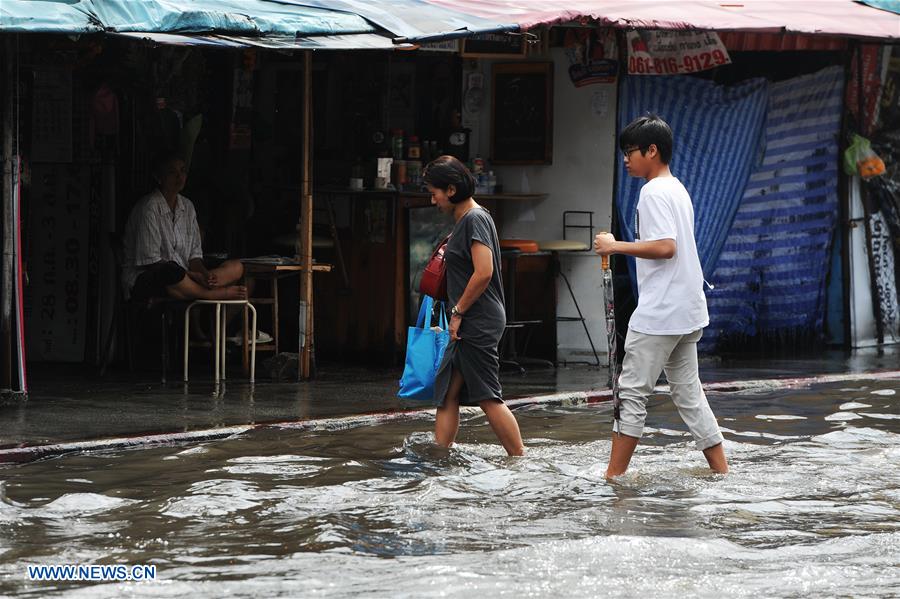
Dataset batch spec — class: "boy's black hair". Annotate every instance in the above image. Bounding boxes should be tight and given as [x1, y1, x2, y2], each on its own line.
[422, 155, 476, 203]
[618, 114, 673, 164]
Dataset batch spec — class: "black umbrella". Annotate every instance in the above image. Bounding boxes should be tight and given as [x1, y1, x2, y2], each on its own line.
[601, 251, 621, 426]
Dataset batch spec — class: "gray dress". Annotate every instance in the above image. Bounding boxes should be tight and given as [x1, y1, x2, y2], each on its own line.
[433, 207, 506, 406]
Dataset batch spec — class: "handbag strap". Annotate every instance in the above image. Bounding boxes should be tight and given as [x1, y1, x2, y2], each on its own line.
[430, 234, 451, 259]
[436, 301, 448, 330]
[416, 295, 434, 329]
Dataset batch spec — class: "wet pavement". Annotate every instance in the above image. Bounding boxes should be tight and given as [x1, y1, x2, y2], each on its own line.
[1, 346, 898, 454]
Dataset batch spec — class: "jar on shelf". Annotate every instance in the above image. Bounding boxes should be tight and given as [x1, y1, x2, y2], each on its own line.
[407, 135, 421, 160]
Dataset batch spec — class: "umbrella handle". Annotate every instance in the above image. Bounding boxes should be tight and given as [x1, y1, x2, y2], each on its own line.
[599, 230, 610, 270]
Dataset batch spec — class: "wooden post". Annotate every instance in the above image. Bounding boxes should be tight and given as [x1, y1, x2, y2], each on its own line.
[2, 37, 16, 390]
[393, 196, 407, 361]
[299, 50, 314, 379]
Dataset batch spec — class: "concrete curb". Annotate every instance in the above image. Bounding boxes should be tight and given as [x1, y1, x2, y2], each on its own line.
[1, 370, 898, 465]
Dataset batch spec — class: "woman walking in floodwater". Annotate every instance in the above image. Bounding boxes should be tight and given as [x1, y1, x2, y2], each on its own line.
[424, 156, 525, 456]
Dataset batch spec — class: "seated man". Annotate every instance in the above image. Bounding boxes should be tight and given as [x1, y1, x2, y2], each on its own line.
[122, 151, 247, 303]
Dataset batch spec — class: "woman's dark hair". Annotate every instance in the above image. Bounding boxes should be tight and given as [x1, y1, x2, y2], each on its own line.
[619, 114, 673, 164]
[422, 155, 476, 203]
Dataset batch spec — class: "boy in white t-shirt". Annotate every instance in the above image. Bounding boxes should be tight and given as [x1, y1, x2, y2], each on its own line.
[594, 114, 728, 478]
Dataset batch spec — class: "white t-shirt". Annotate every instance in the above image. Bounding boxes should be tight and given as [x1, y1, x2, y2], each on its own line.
[628, 176, 709, 335]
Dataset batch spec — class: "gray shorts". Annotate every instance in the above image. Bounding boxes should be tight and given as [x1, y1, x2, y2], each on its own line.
[613, 328, 724, 450]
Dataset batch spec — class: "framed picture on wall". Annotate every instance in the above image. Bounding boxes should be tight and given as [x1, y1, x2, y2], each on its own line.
[491, 62, 553, 165]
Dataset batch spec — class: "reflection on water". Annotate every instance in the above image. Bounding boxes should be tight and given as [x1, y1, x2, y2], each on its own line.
[1, 378, 899, 597]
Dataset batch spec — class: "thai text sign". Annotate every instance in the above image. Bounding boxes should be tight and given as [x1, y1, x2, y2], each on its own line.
[26, 165, 90, 362]
[626, 30, 731, 75]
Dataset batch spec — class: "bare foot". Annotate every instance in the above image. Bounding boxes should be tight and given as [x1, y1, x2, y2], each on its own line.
[209, 285, 247, 300]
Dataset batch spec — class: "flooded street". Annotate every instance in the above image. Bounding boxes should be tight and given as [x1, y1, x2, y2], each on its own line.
[2, 377, 899, 598]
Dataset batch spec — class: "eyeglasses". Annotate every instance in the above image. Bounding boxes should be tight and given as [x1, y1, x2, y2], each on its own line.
[622, 146, 643, 159]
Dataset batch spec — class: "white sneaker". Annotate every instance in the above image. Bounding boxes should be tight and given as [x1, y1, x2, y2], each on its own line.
[227, 330, 273, 345]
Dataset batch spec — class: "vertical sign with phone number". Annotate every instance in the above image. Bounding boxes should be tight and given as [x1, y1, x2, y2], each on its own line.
[626, 30, 732, 76]
[26, 165, 89, 362]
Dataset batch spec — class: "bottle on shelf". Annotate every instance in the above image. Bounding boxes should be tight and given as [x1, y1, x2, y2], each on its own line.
[391, 129, 404, 161]
[407, 135, 421, 160]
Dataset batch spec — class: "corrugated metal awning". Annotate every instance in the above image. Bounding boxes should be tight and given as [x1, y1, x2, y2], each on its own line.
[425, 0, 900, 40]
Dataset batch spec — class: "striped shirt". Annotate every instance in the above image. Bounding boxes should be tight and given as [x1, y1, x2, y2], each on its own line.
[122, 190, 203, 295]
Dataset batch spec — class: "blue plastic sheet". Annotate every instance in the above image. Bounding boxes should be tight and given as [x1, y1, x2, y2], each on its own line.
[704, 66, 845, 347]
[615, 74, 769, 292]
[1, 0, 374, 35]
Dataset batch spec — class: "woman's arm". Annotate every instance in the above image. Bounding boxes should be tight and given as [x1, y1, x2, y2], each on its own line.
[448, 241, 493, 340]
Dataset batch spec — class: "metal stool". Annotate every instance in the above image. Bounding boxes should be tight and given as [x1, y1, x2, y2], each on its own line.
[183, 300, 258, 384]
[538, 210, 600, 366]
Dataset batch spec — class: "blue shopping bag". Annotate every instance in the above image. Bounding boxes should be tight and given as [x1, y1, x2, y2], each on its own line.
[398, 295, 450, 400]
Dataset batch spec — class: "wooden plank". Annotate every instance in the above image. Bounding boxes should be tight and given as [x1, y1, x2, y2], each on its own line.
[299, 51, 314, 379]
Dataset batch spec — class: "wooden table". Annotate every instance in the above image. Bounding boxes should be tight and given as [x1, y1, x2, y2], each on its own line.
[240, 260, 333, 375]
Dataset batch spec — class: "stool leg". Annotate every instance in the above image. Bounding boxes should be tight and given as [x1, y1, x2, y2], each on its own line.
[273, 278, 280, 355]
[221, 304, 227, 381]
[214, 303, 221, 384]
[161, 310, 168, 385]
[183, 303, 193, 382]
[249, 303, 257, 384]
[242, 298, 249, 376]
[558, 267, 601, 366]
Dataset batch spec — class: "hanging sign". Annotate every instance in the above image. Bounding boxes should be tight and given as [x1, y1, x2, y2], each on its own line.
[565, 28, 618, 87]
[626, 30, 731, 75]
[26, 164, 90, 362]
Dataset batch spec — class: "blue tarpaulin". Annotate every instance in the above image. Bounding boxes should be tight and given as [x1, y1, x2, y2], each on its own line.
[282, 1, 517, 42]
[615, 75, 769, 292]
[1, 0, 101, 33]
[90, 0, 373, 35]
[1, 0, 375, 37]
[0, 0, 517, 46]
[857, 0, 900, 15]
[704, 66, 845, 348]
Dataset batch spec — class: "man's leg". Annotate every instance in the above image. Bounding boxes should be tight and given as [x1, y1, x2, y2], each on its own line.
[606, 330, 678, 478]
[166, 275, 246, 300]
[209, 259, 244, 287]
[664, 329, 728, 474]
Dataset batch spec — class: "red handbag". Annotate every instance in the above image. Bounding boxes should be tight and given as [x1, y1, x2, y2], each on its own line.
[419, 235, 450, 300]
